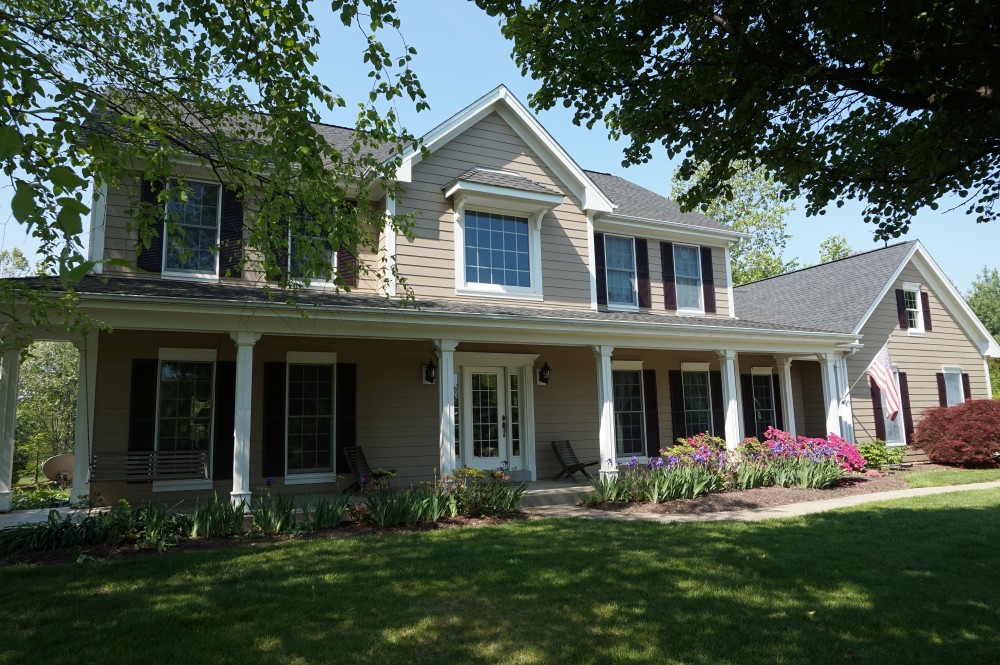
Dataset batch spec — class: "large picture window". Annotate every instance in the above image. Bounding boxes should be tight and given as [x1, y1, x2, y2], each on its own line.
[464, 210, 531, 288]
[613, 369, 645, 456]
[286, 362, 335, 475]
[157, 360, 214, 453]
[682, 370, 712, 437]
[164, 181, 221, 275]
[605, 235, 637, 307]
[673, 244, 703, 312]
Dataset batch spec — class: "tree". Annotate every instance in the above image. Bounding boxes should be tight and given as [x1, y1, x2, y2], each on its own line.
[14, 341, 78, 483]
[967, 267, 1000, 399]
[0, 248, 29, 277]
[476, 1, 1000, 240]
[819, 235, 853, 264]
[671, 161, 797, 285]
[0, 0, 426, 343]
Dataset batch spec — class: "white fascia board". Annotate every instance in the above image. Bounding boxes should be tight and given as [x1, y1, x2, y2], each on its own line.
[595, 213, 746, 244]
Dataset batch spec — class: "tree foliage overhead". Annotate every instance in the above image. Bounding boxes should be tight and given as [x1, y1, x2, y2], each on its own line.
[670, 161, 797, 285]
[476, 0, 1000, 240]
[0, 0, 425, 340]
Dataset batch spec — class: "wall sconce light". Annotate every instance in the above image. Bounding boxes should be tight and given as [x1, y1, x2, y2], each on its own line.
[423, 359, 437, 385]
[537, 362, 551, 386]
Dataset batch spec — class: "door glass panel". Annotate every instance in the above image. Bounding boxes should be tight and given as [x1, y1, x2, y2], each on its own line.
[471, 373, 500, 458]
[509, 373, 520, 457]
[454, 373, 461, 459]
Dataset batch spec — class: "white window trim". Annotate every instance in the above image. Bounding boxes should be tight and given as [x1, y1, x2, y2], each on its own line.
[452, 195, 550, 301]
[604, 234, 639, 311]
[152, 347, 218, 492]
[882, 365, 906, 446]
[680, 367, 714, 437]
[902, 281, 925, 336]
[611, 367, 646, 459]
[283, 351, 338, 483]
[751, 366, 775, 376]
[942, 365, 965, 406]
[673, 242, 705, 316]
[161, 179, 222, 282]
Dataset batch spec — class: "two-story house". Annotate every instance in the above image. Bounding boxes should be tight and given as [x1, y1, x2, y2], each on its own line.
[0, 85, 996, 510]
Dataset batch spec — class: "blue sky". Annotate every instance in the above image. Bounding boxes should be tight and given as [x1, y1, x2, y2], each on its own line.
[3, 0, 997, 290]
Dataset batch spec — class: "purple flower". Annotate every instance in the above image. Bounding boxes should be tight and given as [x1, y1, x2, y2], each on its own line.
[265, 476, 275, 489]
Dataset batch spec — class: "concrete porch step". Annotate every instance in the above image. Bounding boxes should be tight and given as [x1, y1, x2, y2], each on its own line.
[520, 480, 592, 508]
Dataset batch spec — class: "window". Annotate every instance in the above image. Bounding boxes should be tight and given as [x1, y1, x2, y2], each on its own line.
[285, 352, 336, 482]
[674, 244, 703, 312]
[682, 369, 712, 437]
[464, 210, 531, 288]
[288, 230, 336, 282]
[903, 283, 924, 334]
[943, 367, 965, 406]
[882, 367, 904, 444]
[750, 372, 776, 440]
[612, 369, 645, 456]
[157, 360, 214, 453]
[164, 181, 221, 276]
[605, 235, 637, 307]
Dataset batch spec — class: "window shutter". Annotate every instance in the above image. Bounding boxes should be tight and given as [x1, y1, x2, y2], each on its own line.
[136, 179, 164, 273]
[870, 379, 887, 440]
[700, 247, 716, 314]
[771, 374, 784, 431]
[338, 246, 358, 288]
[594, 233, 607, 306]
[668, 370, 685, 443]
[266, 220, 289, 281]
[336, 363, 358, 473]
[212, 361, 236, 481]
[262, 362, 286, 478]
[635, 239, 651, 309]
[218, 188, 243, 278]
[641, 369, 660, 456]
[936, 373, 947, 407]
[921, 292, 933, 331]
[895, 289, 908, 329]
[709, 371, 725, 437]
[962, 373, 971, 402]
[661, 242, 676, 311]
[739, 374, 756, 439]
[898, 372, 914, 443]
[128, 359, 158, 453]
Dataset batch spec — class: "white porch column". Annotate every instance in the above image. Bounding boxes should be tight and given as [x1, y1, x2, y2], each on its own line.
[820, 353, 843, 437]
[837, 355, 856, 442]
[230, 332, 261, 508]
[71, 334, 100, 504]
[593, 345, 616, 476]
[435, 340, 458, 477]
[778, 357, 797, 437]
[0, 347, 22, 512]
[717, 350, 741, 450]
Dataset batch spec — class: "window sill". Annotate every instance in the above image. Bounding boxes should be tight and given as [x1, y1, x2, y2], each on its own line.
[675, 308, 706, 317]
[907, 330, 926, 337]
[607, 303, 640, 312]
[161, 271, 220, 283]
[455, 287, 543, 302]
[152, 478, 213, 493]
[284, 472, 336, 486]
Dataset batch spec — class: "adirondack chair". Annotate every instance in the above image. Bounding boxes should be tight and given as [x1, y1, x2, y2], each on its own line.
[551, 440, 600, 481]
[343, 446, 396, 492]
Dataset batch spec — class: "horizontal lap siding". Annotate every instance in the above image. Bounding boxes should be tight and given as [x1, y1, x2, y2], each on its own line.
[848, 263, 988, 441]
[394, 112, 591, 308]
[792, 360, 827, 437]
[646, 240, 731, 317]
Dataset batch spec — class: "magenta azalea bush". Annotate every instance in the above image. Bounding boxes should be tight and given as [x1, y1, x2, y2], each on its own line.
[743, 427, 866, 472]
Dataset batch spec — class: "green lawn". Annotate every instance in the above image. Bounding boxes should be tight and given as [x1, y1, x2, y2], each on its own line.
[2, 490, 1000, 665]
[905, 467, 1000, 488]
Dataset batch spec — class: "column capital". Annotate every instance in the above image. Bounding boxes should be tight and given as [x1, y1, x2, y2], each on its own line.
[229, 331, 262, 347]
[434, 339, 458, 354]
[716, 349, 738, 362]
[775, 356, 794, 368]
[592, 344, 614, 359]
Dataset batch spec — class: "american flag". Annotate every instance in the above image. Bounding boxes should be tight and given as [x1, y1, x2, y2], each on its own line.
[867, 343, 900, 421]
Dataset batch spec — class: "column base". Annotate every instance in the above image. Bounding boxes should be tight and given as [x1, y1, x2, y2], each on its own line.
[0, 490, 12, 513]
[599, 467, 618, 480]
[230, 491, 251, 510]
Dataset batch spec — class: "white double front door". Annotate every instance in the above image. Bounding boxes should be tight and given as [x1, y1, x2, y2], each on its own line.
[458, 365, 527, 472]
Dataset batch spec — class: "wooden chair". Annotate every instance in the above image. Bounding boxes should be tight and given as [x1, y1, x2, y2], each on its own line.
[551, 440, 599, 481]
[343, 446, 396, 492]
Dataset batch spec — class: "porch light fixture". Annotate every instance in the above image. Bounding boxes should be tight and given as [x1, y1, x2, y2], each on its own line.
[537, 362, 551, 386]
[423, 359, 437, 385]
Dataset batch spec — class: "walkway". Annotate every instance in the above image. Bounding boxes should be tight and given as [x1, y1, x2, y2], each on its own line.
[525, 480, 1000, 523]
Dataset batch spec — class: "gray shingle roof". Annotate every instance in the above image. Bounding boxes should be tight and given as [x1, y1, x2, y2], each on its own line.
[311, 122, 397, 163]
[584, 170, 733, 233]
[733, 241, 917, 333]
[444, 167, 561, 196]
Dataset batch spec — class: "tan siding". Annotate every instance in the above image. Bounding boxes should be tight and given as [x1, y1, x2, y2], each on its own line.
[848, 262, 989, 442]
[643, 239, 731, 317]
[794, 360, 828, 437]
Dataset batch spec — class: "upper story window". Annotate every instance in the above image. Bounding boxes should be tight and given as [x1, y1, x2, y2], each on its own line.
[464, 210, 531, 288]
[288, 230, 336, 283]
[164, 181, 221, 277]
[605, 235, 637, 307]
[674, 243, 703, 312]
[903, 282, 924, 334]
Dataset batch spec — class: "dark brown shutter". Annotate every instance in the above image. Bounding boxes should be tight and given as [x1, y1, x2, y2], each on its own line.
[870, 379, 886, 440]
[936, 373, 948, 407]
[635, 239, 651, 309]
[338, 246, 358, 288]
[921, 292, 933, 331]
[898, 372, 914, 443]
[641, 369, 660, 456]
[709, 371, 725, 437]
[895, 289, 909, 329]
[212, 361, 236, 481]
[262, 362, 286, 478]
[771, 374, 784, 431]
[668, 370, 685, 443]
[701, 246, 716, 314]
[962, 373, 972, 402]
[740, 374, 756, 439]
[336, 363, 357, 473]
[128, 359, 158, 452]
[661, 242, 676, 311]
[218, 188, 243, 278]
[136, 179, 164, 273]
[266, 219, 289, 281]
[594, 233, 607, 306]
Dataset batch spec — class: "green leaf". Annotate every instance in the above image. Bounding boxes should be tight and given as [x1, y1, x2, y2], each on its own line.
[55, 197, 89, 236]
[11, 182, 38, 224]
[49, 166, 87, 191]
[0, 124, 23, 161]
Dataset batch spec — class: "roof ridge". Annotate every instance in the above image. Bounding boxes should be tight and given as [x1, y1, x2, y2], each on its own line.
[735, 240, 917, 289]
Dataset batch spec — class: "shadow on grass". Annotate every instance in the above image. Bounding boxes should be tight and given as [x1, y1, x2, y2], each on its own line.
[2, 490, 999, 665]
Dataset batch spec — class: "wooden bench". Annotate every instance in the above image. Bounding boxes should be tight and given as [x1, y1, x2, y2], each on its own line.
[90, 450, 208, 482]
[551, 440, 600, 481]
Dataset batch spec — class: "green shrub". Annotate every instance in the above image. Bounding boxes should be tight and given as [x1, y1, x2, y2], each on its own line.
[441, 467, 526, 517]
[250, 494, 296, 535]
[352, 484, 428, 528]
[729, 462, 771, 489]
[769, 458, 843, 489]
[192, 496, 245, 538]
[301, 495, 350, 531]
[857, 440, 905, 470]
[587, 474, 623, 503]
[11, 484, 70, 509]
[0, 500, 139, 558]
[135, 503, 191, 552]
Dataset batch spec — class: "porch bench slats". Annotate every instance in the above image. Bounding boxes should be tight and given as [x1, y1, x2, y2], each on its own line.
[90, 451, 208, 482]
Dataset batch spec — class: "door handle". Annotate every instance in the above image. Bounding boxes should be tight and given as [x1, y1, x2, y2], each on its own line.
[501, 414, 507, 436]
